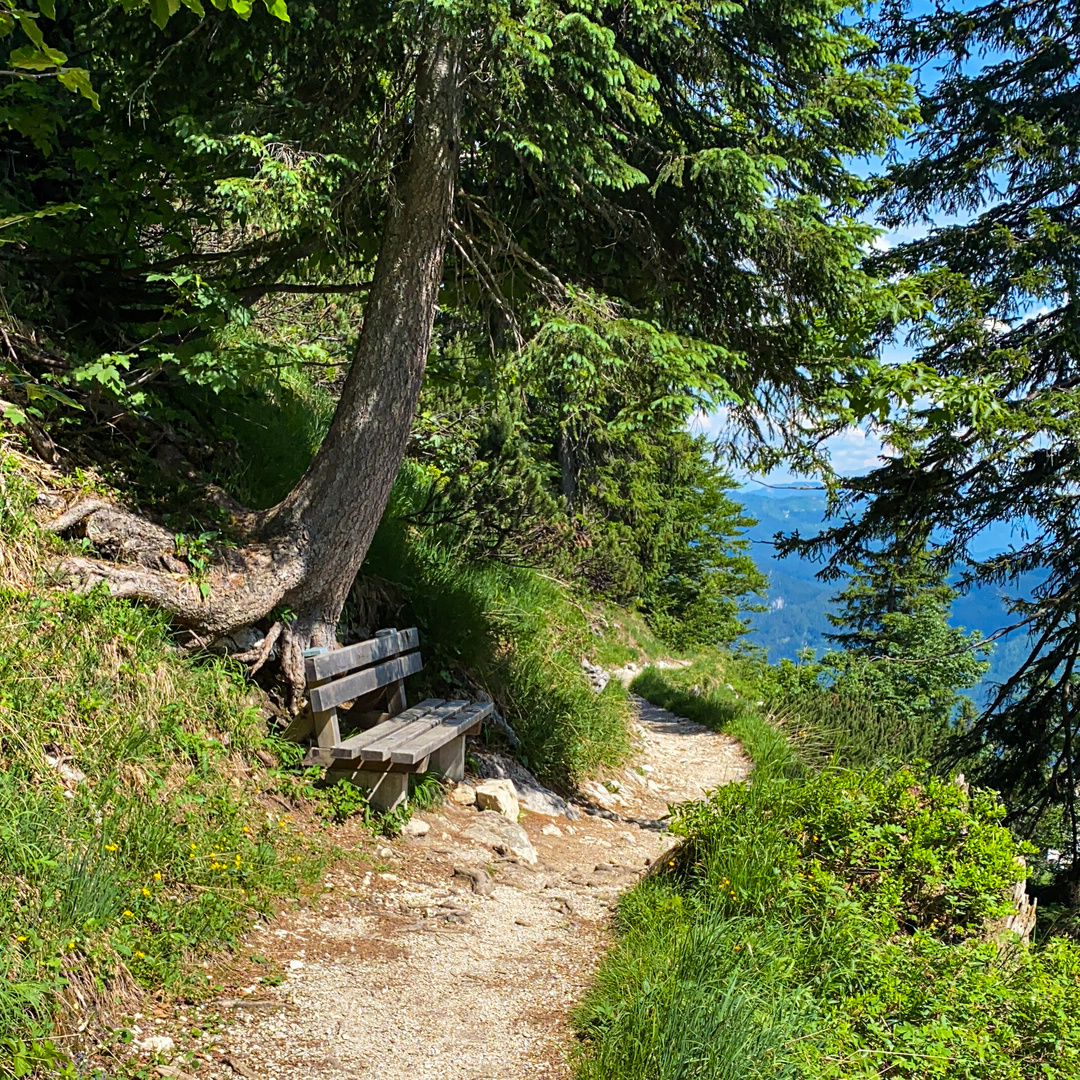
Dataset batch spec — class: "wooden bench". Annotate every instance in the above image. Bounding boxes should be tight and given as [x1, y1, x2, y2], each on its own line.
[299, 627, 492, 811]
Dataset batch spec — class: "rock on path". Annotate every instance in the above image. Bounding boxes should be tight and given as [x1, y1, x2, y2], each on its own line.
[173, 697, 750, 1080]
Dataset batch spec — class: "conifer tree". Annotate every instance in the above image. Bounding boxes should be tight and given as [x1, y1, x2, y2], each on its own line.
[821, 544, 990, 760]
[788, 0, 1080, 874]
[2, 0, 915, 699]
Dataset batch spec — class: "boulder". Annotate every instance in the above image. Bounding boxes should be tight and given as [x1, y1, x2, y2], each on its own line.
[448, 783, 477, 807]
[474, 751, 580, 819]
[401, 817, 430, 838]
[475, 778, 519, 821]
[464, 810, 537, 864]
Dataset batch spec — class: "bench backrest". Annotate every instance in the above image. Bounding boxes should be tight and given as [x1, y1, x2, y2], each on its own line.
[306, 627, 422, 716]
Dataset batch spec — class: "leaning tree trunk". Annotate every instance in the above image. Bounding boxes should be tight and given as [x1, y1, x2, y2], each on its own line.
[48, 30, 463, 701]
[257, 30, 464, 684]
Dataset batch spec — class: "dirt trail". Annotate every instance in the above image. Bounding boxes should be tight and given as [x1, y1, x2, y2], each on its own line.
[184, 698, 750, 1080]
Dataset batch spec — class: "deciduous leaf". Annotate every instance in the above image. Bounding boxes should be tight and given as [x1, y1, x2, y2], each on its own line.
[9, 43, 66, 69]
[58, 67, 99, 108]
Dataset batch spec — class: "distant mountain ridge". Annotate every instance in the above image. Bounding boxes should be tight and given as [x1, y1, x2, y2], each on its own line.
[735, 487, 1037, 697]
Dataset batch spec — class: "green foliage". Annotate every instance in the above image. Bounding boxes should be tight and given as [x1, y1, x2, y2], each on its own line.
[644, 467, 767, 650]
[816, 542, 990, 761]
[790, 0, 1080, 868]
[576, 687, 1080, 1080]
[359, 463, 633, 790]
[416, 328, 766, 646]
[306, 769, 445, 834]
[0, 0, 289, 153]
[0, 478, 326, 1053]
[2, 0, 914, 458]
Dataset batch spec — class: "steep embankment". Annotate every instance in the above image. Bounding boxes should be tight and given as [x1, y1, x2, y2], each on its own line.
[119, 698, 749, 1080]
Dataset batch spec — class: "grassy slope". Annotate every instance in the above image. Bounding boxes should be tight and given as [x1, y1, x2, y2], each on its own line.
[0, 457, 334, 1073]
[0, 446, 638, 1074]
[359, 465, 634, 791]
[574, 662, 1080, 1080]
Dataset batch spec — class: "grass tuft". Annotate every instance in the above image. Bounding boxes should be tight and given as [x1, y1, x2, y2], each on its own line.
[579, 663, 1080, 1080]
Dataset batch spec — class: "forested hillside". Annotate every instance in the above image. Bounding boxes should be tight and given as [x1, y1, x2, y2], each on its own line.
[3, 0, 1080, 1074]
[741, 488, 1040, 694]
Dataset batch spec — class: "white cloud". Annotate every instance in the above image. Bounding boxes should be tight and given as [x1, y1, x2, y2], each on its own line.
[826, 425, 886, 475]
[691, 407, 887, 486]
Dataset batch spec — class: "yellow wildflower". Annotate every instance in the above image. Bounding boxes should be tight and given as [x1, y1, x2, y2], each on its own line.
[135, 951, 146, 959]
[123, 910, 134, 918]
[16, 936, 27, 942]
[141, 888, 151, 896]
[104, 843, 118, 852]
[153, 872, 161, 881]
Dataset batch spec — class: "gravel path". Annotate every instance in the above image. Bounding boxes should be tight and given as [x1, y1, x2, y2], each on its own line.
[159, 696, 750, 1080]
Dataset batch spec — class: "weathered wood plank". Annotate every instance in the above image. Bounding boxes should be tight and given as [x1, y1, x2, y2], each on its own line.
[313, 706, 341, 749]
[389, 701, 493, 765]
[329, 698, 446, 759]
[304, 628, 420, 684]
[304, 746, 433, 771]
[357, 700, 470, 762]
[308, 651, 423, 714]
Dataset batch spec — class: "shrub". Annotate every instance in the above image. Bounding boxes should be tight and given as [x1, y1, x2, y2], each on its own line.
[578, 669, 1080, 1080]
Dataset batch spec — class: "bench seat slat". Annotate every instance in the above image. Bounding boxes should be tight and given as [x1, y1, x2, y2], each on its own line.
[357, 700, 471, 762]
[305, 628, 419, 684]
[309, 651, 423, 714]
[329, 698, 446, 759]
[389, 701, 493, 765]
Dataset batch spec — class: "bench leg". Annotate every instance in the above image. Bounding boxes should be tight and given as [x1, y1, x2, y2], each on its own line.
[312, 706, 341, 749]
[429, 734, 466, 783]
[327, 764, 409, 812]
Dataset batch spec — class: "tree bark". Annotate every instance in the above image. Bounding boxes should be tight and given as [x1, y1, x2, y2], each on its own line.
[48, 28, 464, 700]
[258, 28, 463, 663]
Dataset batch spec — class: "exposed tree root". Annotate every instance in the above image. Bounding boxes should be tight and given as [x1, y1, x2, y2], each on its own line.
[46, 498, 311, 704]
[232, 620, 283, 676]
[45, 499, 188, 574]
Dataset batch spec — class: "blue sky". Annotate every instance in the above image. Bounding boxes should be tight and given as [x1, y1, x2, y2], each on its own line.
[703, 0, 998, 488]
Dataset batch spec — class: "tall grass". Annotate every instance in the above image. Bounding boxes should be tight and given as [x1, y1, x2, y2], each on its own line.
[578, 665, 1080, 1080]
[358, 465, 633, 789]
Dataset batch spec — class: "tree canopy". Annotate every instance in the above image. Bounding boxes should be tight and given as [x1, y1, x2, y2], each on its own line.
[783, 0, 1080, 876]
[0, 0, 918, 677]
